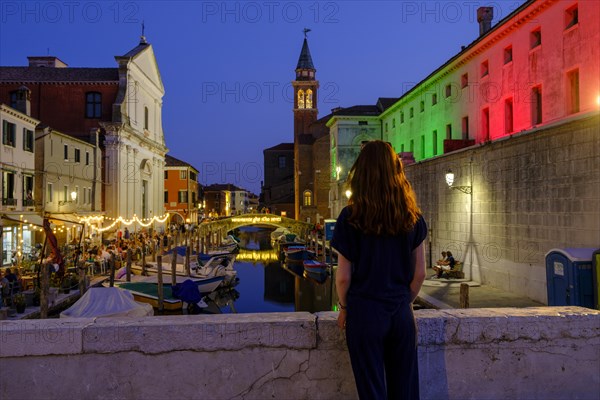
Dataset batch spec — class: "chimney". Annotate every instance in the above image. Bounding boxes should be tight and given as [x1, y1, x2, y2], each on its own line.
[477, 7, 494, 36]
[14, 86, 31, 116]
[27, 56, 68, 68]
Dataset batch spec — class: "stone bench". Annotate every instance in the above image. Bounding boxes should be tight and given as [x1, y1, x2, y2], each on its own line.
[444, 261, 464, 279]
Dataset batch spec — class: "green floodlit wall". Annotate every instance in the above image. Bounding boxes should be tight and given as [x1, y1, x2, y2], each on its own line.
[377, 0, 600, 163]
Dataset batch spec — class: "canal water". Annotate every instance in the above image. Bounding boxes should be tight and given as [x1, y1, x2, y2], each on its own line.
[208, 227, 335, 314]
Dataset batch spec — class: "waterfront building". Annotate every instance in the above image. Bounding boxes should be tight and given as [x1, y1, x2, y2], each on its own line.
[329, 0, 599, 191]
[0, 37, 169, 232]
[247, 192, 259, 214]
[0, 96, 39, 266]
[381, 0, 599, 154]
[164, 154, 199, 225]
[326, 100, 397, 217]
[34, 124, 102, 245]
[323, 0, 600, 302]
[261, 142, 294, 216]
[204, 183, 250, 217]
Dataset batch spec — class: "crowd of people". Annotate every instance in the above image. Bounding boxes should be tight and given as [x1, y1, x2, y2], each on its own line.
[81, 228, 178, 275]
[0, 224, 197, 308]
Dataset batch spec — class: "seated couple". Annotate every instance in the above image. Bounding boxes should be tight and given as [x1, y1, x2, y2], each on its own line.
[432, 251, 456, 278]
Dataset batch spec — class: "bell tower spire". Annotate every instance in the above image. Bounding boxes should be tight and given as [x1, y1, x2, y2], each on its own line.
[292, 30, 319, 139]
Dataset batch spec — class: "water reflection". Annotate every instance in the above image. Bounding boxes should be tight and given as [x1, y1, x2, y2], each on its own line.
[205, 227, 335, 314]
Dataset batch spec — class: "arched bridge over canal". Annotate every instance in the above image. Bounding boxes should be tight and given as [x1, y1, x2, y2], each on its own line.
[198, 213, 313, 239]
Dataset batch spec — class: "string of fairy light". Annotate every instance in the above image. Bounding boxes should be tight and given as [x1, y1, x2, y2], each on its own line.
[78, 213, 170, 232]
[9, 213, 169, 261]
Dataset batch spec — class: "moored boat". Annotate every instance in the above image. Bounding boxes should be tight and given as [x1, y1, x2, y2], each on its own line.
[60, 287, 154, 318]
[303, 269, 330, 284]
[303, 259, 329, 274]
[117, 276, 225, 310]
[132, 254, 237, 285]
[284, 246, 316, 262]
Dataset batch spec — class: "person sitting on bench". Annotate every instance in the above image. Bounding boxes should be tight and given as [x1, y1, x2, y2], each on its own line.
[433, 251, 455, 278]
[436, 251, 448, 265]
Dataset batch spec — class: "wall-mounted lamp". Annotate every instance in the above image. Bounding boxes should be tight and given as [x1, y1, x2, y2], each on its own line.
[345, 190, 352, 199]
[59, 191, 78, 205]
[445, 170, 472, 194]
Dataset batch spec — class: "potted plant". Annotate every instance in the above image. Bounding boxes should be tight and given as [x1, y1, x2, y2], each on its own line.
[13, 293, 26, 313]
[61, 274, 73, 294]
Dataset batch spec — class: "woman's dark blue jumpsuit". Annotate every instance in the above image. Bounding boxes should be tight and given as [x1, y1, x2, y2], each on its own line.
[331, 207, 427, 400]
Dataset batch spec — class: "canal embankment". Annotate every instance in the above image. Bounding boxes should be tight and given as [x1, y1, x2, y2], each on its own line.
[1, 307, 598, 399]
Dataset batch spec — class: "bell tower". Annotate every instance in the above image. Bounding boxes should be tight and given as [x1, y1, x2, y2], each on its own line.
[292, 30, 320, 221]
[292, 31, 319, 139]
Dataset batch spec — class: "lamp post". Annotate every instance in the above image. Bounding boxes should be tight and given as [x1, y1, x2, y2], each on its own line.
[444, 167, 474, 282]
[445, 170, 472, 194]
[58, 190, 78, 206]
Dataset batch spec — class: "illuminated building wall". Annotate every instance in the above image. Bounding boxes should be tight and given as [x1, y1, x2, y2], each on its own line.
[322, 1, 599, 303]
[381, 0, 600, 159]
[164, 154, 199, 224]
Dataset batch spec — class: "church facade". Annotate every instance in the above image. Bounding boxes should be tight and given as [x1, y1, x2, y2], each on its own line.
[0, 38, 168, 232]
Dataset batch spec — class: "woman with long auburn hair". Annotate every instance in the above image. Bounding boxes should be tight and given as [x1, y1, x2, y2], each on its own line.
[331, 140, 427, 400]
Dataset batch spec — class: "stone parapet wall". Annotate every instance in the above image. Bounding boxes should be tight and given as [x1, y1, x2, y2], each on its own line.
[405, 112, 600, 303]
[1, 307, 599, 399]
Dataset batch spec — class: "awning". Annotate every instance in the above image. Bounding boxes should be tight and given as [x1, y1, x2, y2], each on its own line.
[1, 212, 44, 227]
[45, 213, 84, 226]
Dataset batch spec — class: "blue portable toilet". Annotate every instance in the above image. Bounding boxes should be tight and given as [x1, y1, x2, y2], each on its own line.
[324, 219, 336, 241]
[593, 249, 600, 310]
[545, 248, 596, 308]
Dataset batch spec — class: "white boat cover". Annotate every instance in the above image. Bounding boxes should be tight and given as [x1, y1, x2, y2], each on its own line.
[60, 287, 153, 318]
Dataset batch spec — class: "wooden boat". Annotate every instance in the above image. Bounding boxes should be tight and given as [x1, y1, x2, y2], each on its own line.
[60, 287, 154, 318]
[282, 261, 305, 278]
[284, 246, 316, 262]
[270, 227, 290, 245]
[208, 242, 239, 254]
[195, 255, 238, 285]
[303, 269, 329, 284]
[115, 282, 184, 310]
[117, 276, 225, 310]
[161, 246, 233, 264]
[303, 259, 329, 274]
[132, 254, 237, 285]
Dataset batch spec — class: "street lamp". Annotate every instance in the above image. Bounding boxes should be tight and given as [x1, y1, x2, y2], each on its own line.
[345, 190, 352, 199]
[59, 190, 78, 205]
[445, 170, 472, 194]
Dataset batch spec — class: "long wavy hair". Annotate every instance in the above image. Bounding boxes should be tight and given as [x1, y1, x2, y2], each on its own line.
[346, 140, 421, 235]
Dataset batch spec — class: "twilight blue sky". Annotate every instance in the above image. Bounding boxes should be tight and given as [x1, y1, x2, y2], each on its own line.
[0, 0, 525, 194]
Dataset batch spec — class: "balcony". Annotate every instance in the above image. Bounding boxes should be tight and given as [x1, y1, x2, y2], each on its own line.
[2, 198, 17, 206]
[22, 199, 35, 207]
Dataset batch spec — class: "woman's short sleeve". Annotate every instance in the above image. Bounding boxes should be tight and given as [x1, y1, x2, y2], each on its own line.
[330, 207, 358, 262]
[411, 216, 427, 250]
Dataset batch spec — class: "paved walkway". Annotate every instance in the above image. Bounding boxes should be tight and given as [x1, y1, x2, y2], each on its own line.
[417, 268, 545, 309]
